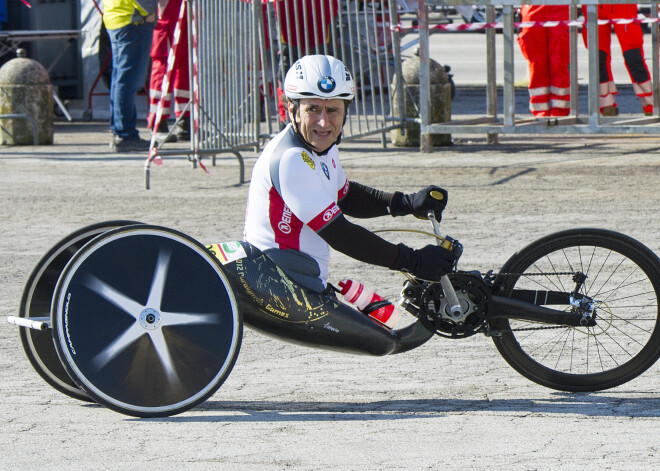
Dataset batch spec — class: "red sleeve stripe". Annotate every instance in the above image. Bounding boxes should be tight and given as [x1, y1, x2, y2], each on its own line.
[338, 179, 350, 201]
[308, 202, 342, 232]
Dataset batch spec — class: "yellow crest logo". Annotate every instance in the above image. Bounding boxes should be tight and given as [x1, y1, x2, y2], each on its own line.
[301, 151, 315, 170]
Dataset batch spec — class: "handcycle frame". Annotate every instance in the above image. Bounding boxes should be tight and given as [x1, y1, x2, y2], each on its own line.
[7, 218, 660, 417]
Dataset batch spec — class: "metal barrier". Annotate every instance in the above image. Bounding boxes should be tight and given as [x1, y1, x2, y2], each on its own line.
[150, 0, 408, 187]
[257, 0, 406, 144]
[418, 0, 660, 151]
[147, 0, 255, 188]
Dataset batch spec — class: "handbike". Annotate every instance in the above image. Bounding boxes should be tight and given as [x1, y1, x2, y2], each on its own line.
[7, 217, 660, 417]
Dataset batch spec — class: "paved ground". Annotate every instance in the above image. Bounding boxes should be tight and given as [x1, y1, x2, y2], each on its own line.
[0, 119, 659, 470]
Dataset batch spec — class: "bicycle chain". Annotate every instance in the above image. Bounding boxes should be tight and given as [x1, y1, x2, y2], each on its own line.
[462, 270, 577, 279]
[489, 325, 568, 334]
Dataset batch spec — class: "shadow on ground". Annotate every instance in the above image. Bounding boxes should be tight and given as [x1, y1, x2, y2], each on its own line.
[109, 393, 660, 422]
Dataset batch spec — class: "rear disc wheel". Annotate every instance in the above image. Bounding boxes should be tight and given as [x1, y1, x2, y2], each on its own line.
[18, 221, 140, 401]
[51, 225, 242, 417]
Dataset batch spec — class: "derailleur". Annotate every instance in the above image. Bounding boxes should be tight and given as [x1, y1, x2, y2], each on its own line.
[401, 272, 492, 338]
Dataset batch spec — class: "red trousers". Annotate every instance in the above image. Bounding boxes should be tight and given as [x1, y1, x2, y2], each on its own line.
[518, 6, 570, 117]
[148, 0, 190, 128]
[581, 5, 652, 113]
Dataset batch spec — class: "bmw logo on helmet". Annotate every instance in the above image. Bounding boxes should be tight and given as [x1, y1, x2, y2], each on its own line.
[317, 76, 336, 94]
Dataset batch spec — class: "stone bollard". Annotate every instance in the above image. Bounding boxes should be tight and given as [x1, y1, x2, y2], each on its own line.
[391, 50, 452, 147]
[0, 51, 54, 145]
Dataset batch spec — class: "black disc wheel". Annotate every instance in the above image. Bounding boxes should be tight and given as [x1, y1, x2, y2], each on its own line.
[490, 228, 660, 392]
[51, 225, 242, 417]
[18, 221, 141, 401]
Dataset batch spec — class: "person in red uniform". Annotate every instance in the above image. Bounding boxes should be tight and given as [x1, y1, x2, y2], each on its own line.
[581, 4, 652, 116]
[148, 0, 191, 142]
[517, 5, 571, 119]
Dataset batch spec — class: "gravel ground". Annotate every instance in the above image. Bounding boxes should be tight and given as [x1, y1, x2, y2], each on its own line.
[0, 122, 658, 470]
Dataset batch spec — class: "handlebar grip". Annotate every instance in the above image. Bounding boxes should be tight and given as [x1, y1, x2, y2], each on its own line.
[429, 190, 445, 201]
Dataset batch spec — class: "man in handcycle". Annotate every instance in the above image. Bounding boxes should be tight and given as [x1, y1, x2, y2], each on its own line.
[221, 55, 457, 354]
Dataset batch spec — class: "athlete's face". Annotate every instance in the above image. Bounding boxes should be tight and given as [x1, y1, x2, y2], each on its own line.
[289, 98, 345, 152]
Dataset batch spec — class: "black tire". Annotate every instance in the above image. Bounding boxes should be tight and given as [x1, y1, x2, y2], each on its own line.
[51, 225, 242, 417]
[18, 221, 141, 402]
[490, 228, 660, 392]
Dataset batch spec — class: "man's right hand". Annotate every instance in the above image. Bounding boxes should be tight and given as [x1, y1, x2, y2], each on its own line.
[389, 186, 449, 221]
[390, 243, 457, 281]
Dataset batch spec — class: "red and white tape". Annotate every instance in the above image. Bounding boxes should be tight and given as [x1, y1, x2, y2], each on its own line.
[147, 1, 208, 174]
[394, 16, 660, 34]
[190, 0, 208, 175]
[147, 1, 187, 167]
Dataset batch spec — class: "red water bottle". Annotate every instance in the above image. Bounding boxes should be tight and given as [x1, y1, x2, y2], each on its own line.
[337, 279, 403, 329]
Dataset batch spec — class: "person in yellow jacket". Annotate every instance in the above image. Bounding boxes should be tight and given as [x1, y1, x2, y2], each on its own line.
[102, 1, 157, 152]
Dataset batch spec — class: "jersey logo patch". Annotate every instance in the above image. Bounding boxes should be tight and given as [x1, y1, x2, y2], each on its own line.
[321, 162, 329, 179]
[301, 151, 315, 170]
[206, 241, 247, 265]
[278, 204, 293, 234]
[323, 204, 340, 222]
[309, 203, 341, 231]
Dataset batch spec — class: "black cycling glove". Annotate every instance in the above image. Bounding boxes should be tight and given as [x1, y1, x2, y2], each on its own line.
[389, 186, 448, 221]
[389, 243, 456, 281]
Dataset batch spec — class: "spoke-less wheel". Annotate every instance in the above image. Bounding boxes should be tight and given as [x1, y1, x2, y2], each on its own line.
[51, 225, 242, 417]
[490, 228, 660, 392]
[18, 221, 141, 401]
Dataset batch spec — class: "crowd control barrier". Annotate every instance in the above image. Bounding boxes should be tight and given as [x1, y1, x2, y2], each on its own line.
[146, 0, 410, 188]
[147, 1, 660, 180]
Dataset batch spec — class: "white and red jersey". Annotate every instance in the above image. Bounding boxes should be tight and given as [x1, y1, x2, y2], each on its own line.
[243, 124, 348, 291]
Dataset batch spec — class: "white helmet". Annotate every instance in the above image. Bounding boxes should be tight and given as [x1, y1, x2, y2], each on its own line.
[284, 55, 355, 101]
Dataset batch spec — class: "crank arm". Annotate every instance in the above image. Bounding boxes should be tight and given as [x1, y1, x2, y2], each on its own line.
[489, 296, 595, 327]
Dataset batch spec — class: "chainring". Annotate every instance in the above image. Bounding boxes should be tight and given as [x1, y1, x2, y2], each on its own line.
[419, 273, 493, 338]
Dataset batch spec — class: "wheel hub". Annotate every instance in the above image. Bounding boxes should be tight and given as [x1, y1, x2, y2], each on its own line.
[139, 308, 161, 330]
